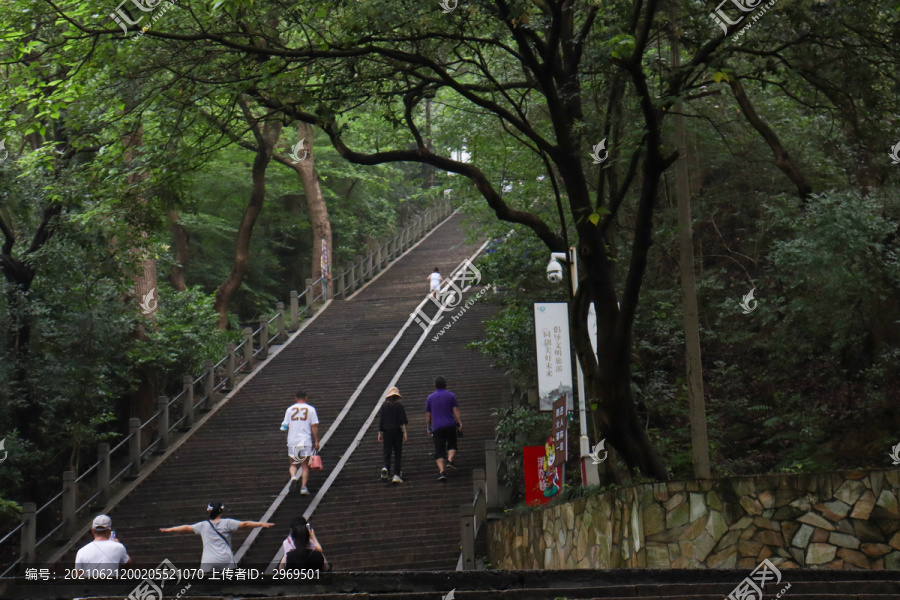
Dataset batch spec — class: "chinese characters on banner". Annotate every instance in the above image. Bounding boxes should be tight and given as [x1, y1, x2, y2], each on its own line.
[320, 239, 329, 278]
[551, 395, 568, 463]
[533, 302, 574, 411]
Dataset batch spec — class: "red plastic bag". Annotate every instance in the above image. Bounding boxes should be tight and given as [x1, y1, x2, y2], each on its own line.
[309, 450, 323, 471]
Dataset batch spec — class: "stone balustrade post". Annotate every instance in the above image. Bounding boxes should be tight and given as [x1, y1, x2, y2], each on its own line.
[21, 503, 36, 564]
[259, 317, 269, 359]
[62, 471, 76, 537]
[473, 468, 487, 528]
[242, 327, 254, 369]
[203, 359, 215, 410]
[182, 375, 194, 430]
[97, 443, 110, 503]
[484, 440, 500, 510]
[337, 270, 346, 299]
[290, 291, 299, 330]
[128, 418, 141, 477]
[157, 396, 169, 452]
[460, 504, 475, 570]
[276, 302, 286, 341]
[225, 342, 236, 389]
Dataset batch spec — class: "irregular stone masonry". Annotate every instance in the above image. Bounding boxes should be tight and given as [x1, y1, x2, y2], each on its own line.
[487, 469, 900, 570]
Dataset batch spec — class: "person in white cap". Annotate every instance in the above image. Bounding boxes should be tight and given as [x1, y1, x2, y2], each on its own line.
[377, 386, 408, 483]
[74, 514, 130, 578]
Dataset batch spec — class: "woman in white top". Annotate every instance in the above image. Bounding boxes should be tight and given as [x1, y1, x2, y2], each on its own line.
[428, 267, 442, 297]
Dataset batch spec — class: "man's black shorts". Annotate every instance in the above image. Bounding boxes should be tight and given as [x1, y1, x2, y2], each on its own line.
[433, 425, 458, 460]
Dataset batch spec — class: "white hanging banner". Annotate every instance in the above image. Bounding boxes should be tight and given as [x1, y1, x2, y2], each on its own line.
[534, 302, 574, 412]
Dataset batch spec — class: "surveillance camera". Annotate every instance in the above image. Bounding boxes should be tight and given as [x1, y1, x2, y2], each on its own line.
[547, 259, 564, 283]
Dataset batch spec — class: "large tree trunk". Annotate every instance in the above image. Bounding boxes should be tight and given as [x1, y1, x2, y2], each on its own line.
[166, 208, 189, 292]
[122, 124, 159, 426]
[213, 108, 282, 328]
[673, 27, 711, 479]
[291, 122, 333, 298]
[555, 145, 669, 480]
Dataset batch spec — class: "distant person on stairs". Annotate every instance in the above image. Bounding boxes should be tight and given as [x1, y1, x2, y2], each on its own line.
[280, 390, 320, 495]
[159, 502, 273, 572]
[427, 267, 443, 298]
[425, 376, 463, 482]
[377, 386, 408, 483]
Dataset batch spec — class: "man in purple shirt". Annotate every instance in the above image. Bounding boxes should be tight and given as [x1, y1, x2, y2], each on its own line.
[425, 376, 463, 482]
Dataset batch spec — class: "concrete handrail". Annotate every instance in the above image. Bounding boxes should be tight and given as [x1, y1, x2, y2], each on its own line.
[0, 284, 328, 577]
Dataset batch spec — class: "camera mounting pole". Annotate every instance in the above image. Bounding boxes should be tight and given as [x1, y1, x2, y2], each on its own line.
[547, 249, 600, 487]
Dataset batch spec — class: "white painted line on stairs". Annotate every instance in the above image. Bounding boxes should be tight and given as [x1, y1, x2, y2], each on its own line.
[257, 239, 490, 571]
[233, 215, 469, 562]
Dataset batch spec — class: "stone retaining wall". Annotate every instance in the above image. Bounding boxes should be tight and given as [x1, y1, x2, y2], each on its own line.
[487, 469, 900, 570]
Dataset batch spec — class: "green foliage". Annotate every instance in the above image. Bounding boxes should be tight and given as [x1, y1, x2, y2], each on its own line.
[127, 284, 238, 391]
[0, 498, 22, 530]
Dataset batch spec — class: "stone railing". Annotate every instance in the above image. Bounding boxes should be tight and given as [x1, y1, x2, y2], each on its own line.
[487, 469, 900, 571]
[0, 278, 333, 577]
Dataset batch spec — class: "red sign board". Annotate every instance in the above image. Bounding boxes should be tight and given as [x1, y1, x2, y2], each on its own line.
[551, 395, 568, 462]
[523, 445, 562, 506]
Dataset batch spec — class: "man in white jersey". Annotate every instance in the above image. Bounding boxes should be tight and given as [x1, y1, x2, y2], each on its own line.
[74, 514, 130, 578]
[280, 390, 320, 495]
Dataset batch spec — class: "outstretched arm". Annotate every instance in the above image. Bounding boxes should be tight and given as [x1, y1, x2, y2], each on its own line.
[238, 521, 275, 529]
[159, 525, 194, 533]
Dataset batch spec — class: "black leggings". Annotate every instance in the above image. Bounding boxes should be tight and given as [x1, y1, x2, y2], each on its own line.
[382, 429, 403, 475]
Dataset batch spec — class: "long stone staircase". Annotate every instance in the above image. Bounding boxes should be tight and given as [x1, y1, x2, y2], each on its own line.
[7, 211, 900, 599]
[44, 211, 506, 574]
